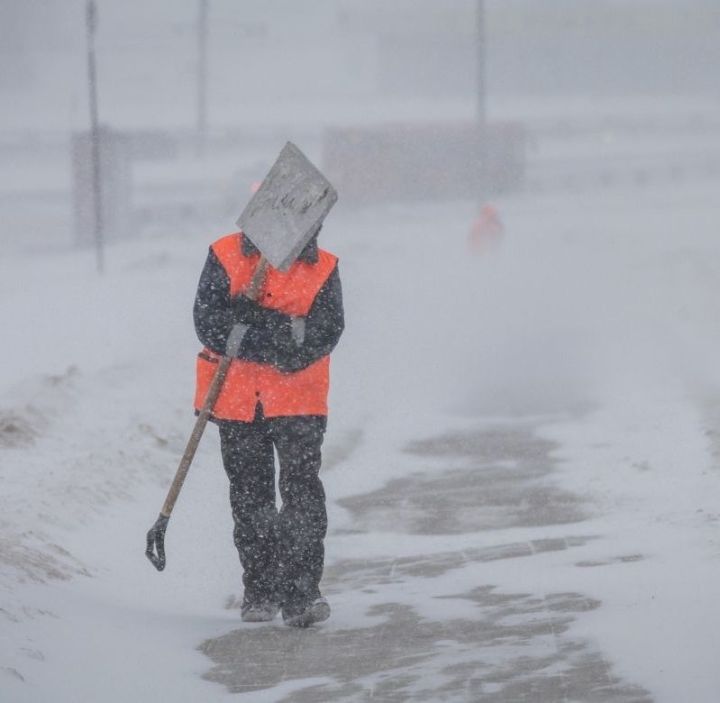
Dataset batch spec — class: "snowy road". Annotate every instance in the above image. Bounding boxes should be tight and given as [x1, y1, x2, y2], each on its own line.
[2, 177, 720, 701]
[202, 421, 650, 702]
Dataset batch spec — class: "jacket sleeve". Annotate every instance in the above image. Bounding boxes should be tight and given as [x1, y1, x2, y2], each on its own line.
[239, 264, 345, 372]
[193, 248, 236, 355]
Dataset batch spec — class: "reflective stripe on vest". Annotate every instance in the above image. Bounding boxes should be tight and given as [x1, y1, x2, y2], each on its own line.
[194, 232, 338, 421]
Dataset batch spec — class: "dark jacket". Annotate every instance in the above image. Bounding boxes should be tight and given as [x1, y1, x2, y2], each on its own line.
[193, 237, 344, 374]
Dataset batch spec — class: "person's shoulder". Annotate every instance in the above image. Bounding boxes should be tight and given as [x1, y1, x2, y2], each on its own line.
[211, 231, 242, 249]
[317, 247, 339, 266]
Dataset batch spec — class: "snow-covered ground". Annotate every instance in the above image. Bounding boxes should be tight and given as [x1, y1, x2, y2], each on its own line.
[3, 123, 720, 702]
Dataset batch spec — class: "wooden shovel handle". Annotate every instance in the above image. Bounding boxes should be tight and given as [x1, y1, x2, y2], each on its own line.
[158, 256, 268, 519]
[244, 256, 268, 301]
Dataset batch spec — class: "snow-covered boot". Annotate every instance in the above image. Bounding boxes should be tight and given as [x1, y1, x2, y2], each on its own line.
[241, 601, 279, 623]
[283, 597, 330, 628]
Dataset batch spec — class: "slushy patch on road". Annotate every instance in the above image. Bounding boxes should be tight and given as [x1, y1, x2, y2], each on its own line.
[201, 422, 649, 701]
[201, 581, 650, 702]
[339, 425, 587, 534]
[325, 535, 595, 588]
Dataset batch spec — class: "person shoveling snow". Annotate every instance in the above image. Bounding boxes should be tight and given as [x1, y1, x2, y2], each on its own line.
[147, 143, 344, 628]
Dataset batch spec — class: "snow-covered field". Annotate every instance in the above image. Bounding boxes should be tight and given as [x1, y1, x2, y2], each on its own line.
[3, 125, 720, 702]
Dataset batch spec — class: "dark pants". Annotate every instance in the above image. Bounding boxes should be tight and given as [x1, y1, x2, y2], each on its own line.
[218, 408, 327, 615]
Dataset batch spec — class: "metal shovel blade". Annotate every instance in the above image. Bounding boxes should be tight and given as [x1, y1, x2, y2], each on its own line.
[236, 142, 338, 271]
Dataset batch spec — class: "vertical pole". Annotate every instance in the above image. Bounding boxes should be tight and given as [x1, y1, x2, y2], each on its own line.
[196, 0, 209, 156]
[86, 0, 104, 273]
[476, 0, 487, 205]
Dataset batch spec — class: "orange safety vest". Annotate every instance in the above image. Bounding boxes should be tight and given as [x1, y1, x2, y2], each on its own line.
[194, 232, 338, 421]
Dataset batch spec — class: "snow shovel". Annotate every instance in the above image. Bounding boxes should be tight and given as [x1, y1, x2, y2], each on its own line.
[146, 142, 338, 571]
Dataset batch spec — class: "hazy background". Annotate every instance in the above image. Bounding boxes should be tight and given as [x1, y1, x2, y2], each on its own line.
[3, 0, 720, 237]
[3, 0, 720, 414]
[3, 4, 720, 700]
[3, 0, 720, 120]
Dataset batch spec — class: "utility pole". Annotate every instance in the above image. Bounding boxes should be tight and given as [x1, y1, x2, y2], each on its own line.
[86, 0, 104, 273]
[196, 0, 209, 156]
[476, 0, 487, 204]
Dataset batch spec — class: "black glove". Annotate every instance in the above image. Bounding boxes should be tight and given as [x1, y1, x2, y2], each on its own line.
[145, 513, 169, 571]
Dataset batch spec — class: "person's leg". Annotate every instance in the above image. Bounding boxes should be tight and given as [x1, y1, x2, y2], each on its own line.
[270, 415, 328, 621]
[218, 416, 279, 612]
